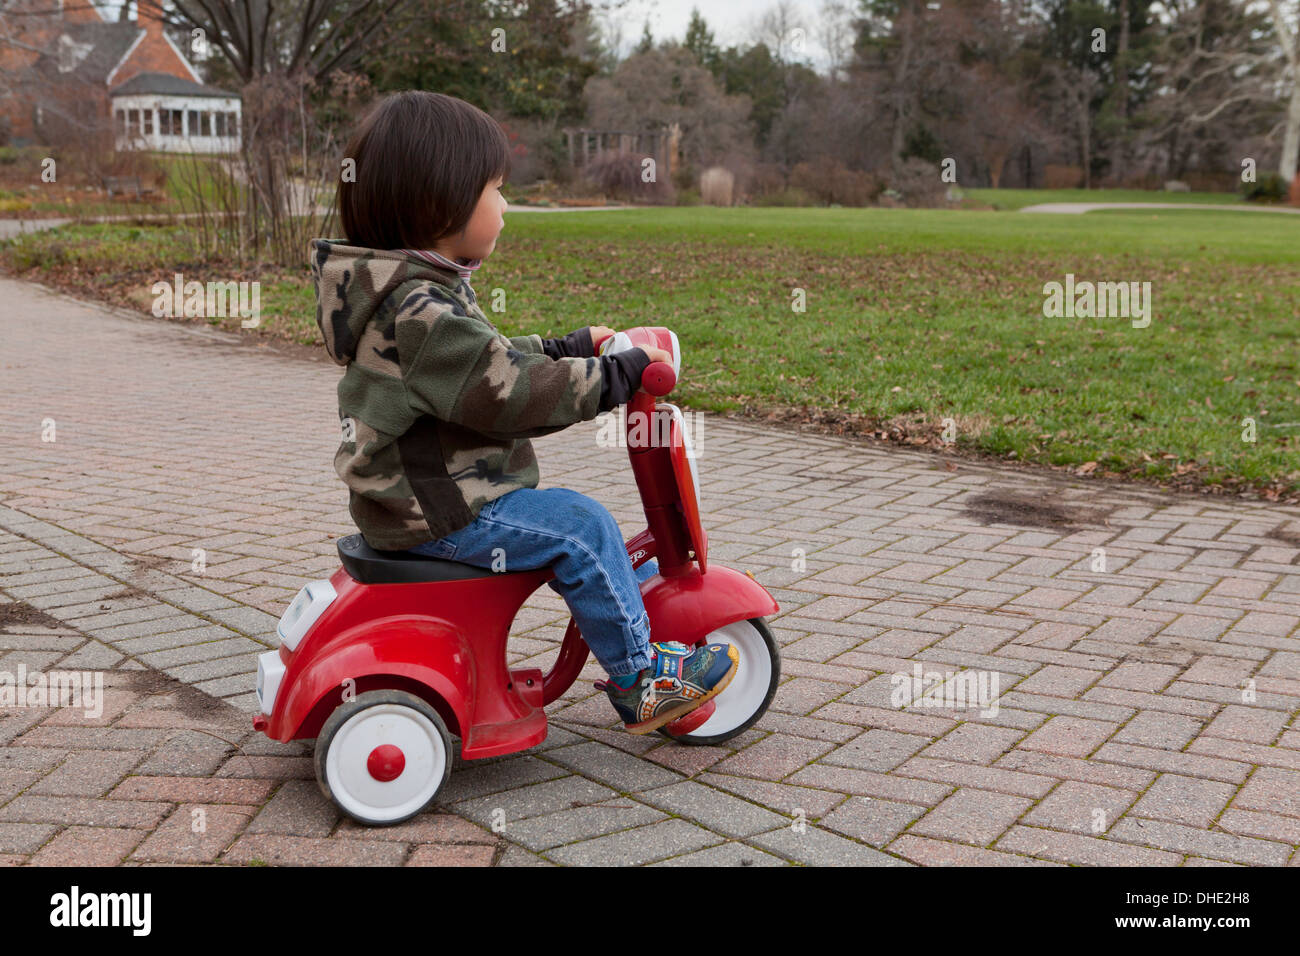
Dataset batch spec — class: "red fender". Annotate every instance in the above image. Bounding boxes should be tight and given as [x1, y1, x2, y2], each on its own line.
[641, 565, 779, 645]
[265, 616, 474, 743]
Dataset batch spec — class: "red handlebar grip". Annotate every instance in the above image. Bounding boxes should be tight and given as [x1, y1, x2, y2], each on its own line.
[640, 361, 676, 397]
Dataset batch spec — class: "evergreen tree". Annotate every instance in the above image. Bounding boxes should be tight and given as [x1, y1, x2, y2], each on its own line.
[635, 19, 655, 54]
[684, 7, 721, 72]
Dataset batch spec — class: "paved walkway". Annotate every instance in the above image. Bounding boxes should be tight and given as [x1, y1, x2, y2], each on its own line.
[1020, 202, 1300, 215]
[0, 219, 72, 239]
[0, 277, 1298, 866]
[0, 203, 627, 241]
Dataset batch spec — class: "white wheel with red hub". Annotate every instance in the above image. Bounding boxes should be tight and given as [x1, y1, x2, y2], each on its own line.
[314, 690, 452, 826]
[659, 618, 780, 745]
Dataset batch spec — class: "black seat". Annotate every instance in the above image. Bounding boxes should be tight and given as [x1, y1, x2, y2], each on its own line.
[336, 533, 499, 585]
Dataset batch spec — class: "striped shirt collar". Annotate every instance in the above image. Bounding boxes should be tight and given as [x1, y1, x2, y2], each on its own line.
[399, 247, 482, 283]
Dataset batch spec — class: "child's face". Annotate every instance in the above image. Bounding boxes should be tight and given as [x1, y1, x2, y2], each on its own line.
[435, 175, 506, 262]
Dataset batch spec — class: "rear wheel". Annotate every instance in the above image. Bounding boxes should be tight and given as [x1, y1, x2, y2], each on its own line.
[314, 689, 452, 827]
[659, 617, 780, 745]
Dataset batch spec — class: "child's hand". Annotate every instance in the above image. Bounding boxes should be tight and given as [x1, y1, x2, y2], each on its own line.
[589, 325, 616, 345]
[636, 346, 675, 394]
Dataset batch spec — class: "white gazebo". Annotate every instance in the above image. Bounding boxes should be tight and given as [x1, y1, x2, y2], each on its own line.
[110, 71, 241, 154]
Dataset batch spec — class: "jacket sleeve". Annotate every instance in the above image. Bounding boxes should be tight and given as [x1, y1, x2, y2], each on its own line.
[396, 293, 650, 440]
[507, 333, 545, 354]
[510, 328, 593, 359]
[541, 327, 595, 359]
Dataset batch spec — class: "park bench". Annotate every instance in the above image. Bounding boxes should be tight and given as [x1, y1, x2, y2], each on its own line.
[102, 175, 151, 200]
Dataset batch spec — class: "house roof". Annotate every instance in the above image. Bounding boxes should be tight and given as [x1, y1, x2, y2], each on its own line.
[110, 71, 238, 99]
[34, 21, 140, 87]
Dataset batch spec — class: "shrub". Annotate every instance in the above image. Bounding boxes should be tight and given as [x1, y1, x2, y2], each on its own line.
[700, 166, 734, 206]
[789, 157, 880, 206]
[581, 151, 675, 204]
[1043, 164, 1085, 188]
[498, 118, 565, 186]
[752, 186, 816, 207]
[1240, 171, 1287, 202]
[747, 162, 788, 201]
[1182, 170, 1237, 192]
[1119, 172, 1162, 190]
[887, 157, 946, 207]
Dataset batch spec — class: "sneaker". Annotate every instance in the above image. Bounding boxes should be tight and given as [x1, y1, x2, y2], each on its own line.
[595, 640, 740, 734]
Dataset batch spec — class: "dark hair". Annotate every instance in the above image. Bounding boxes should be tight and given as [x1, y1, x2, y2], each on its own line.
[339, 91, 510, 250]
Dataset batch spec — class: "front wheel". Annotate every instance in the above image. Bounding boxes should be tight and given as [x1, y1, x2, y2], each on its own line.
[314, 689, 453, 827]
[659, 617, 780, 745]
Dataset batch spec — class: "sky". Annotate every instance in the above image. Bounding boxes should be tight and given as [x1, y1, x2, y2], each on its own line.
[94, 0, 842, 72]
[599, 0, 839, 69]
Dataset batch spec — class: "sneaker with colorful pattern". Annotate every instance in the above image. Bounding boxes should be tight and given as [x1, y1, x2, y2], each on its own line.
[595, 640, 740, 734]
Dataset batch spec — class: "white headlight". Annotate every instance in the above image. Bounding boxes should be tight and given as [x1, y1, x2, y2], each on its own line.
[257, 650, 286, 716]
[276, 579, 337, 652]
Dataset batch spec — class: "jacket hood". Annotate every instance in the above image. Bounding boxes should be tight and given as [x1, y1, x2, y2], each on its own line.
[310, 238, 461, 366]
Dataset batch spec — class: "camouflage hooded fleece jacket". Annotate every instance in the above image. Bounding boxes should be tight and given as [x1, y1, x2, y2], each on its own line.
[311, 239, 653, 551]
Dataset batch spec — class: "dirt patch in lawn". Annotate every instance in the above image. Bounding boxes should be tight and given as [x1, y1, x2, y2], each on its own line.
[125, 668, 241, 722]
[101, 585, 151, 601]
[960, 491, 1113, 530]
[1267, 526, 1300, 549]
[0, 601, 70, 631]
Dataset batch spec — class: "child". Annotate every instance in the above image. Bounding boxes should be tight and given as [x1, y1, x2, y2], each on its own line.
[312, 90, 738, 734]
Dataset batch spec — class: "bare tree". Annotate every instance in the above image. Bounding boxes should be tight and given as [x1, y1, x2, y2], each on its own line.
[751, 0, 807, 64]
[593, 3, 626, 70]
[1045, 62, 1104, 187]
[1143, 0, 1287, 179]
[583, 43, 755, 173]
[1111, 0, 1131, 181]
[964, 65, 1044, 187]
[137, 0, 420, 83]
[1269, 0, 1300, 180]
[815, 0, 853, 82]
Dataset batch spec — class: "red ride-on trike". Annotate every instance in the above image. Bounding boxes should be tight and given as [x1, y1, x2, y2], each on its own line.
[252, 327, 781, 826]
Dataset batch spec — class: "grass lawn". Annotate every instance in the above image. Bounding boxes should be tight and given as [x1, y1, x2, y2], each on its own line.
[2, 205, 1297, 496]
[964, 188, 1244, 211]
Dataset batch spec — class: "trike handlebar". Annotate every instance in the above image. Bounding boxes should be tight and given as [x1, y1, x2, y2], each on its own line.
[640, 361, 676, 397]
[597, 326, 680, 398]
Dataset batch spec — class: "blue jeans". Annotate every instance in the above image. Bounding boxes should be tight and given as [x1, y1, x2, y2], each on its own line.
[405, 487, 657, 678]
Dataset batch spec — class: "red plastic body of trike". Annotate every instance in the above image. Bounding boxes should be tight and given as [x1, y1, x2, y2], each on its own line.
[253, 327, 779, 760]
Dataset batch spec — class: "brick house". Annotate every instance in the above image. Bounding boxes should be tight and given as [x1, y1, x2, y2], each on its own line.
[0, 0, 240, 152]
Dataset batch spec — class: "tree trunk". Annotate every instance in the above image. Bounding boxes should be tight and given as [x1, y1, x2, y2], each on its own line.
[1078, 86, 1091, 189]
[989, 154, 1005, 189]
[1111, 0, 1130, 183]
[890, 0, 915, 178]
[1281, 79, 1300, 183]
[1271, 0, 1299, 181]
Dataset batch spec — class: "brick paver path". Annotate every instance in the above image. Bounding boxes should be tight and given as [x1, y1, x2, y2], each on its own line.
[1, 277, 1298, 866]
